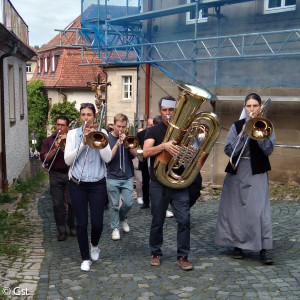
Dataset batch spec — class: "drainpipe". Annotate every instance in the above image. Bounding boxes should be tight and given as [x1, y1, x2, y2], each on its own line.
[0, 43, 18, 191]
[144, 0, 152, 122]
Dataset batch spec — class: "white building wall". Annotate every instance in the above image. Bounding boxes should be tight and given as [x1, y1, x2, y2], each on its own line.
[106, 67, 137, 125]
[4, 57, 29, 185]
[47, 89, 97, 110]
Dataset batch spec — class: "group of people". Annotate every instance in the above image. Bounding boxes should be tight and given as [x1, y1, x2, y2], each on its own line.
[29, 147, 40, 159]
[40, 91, 276, 272]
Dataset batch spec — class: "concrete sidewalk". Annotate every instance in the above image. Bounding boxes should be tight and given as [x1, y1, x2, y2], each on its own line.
[31, 187, 300, 300]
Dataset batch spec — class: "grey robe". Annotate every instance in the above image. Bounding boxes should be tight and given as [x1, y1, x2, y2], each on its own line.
[214, 123, 276, 251]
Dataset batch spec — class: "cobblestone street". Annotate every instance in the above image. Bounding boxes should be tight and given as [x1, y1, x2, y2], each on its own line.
[1, 184, 300, 299]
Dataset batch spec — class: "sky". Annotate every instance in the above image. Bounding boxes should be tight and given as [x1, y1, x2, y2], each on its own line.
[11, 0, 81, 47]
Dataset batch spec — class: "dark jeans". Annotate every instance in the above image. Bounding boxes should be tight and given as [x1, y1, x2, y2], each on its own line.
[141, 164, 150, 206]
[49, 171, 75, 234]
[189, 172, 202, 208]
[149, 181, 190, 257]
[69, 178, 107, 260]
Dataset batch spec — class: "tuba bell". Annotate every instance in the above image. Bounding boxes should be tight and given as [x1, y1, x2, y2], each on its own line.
[154, 80, 221, 189]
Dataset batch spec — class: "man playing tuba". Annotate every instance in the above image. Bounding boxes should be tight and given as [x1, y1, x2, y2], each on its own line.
[143, 96, 194, 271]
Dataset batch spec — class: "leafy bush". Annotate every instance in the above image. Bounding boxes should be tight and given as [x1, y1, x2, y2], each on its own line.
[27, 80, 49, 150]
[49, 99, 79, 131]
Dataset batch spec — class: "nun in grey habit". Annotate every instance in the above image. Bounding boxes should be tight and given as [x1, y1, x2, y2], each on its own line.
[214, 93, 276, 264]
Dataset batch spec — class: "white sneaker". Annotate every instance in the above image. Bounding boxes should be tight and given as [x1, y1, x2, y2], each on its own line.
[112, 228, 120, 240]
[137, 197, 144, 205]
[81, 260, 92, 271]
[120, 221, 130, 232]
[166, 210, 174, 218]
[90, 245, 100, 261]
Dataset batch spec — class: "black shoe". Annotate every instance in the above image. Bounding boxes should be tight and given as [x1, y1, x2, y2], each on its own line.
[140, 204, 149, 209]
[232, 247, 244, 259]
[260, 250, 274, 265]
[69, 228, 77, 237]
[57, 232, 67, 241]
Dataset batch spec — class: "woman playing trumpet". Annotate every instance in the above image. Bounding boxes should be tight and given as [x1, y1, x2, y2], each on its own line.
[214, 93, 276, 265]
[64, 103, 112, 271]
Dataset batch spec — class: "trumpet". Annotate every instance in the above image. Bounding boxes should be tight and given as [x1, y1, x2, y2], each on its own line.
[229, 98, 273, 170]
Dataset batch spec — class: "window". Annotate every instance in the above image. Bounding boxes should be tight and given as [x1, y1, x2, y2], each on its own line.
[122, 76, 132, 99]
[26, 63, 32, 73]
[264, 0, 296, 14]
[51, 51, 61, 73]
[19, 67, 24, 118]
[37, 56, 43, 74]
[8, 64, 16, 123]
[186, 0, 208, 24]
[44, 54, 50, 73]
[51, 55, 55, 72]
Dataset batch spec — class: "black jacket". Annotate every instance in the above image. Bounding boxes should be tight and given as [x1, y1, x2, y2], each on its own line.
[225, 119, 271, 175]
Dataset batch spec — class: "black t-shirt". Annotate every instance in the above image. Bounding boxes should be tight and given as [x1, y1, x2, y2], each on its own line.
[144, 121, 167, 182]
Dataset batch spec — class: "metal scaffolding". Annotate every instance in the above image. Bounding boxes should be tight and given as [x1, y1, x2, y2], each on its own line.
[56, 0, 300, 87]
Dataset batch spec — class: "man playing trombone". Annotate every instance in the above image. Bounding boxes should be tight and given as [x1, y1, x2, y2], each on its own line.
[106, 113, 137, 240]
[40, 116, 76, 241]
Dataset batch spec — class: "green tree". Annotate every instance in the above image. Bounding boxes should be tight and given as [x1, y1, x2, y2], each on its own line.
[49, 99, 79, 131]
[27, 80, 49, 150]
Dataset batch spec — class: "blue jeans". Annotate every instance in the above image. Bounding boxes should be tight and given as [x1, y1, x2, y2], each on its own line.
[107, 178, 134, 229]
[149, 181, 191, 257]
[69, 178, 107, 260]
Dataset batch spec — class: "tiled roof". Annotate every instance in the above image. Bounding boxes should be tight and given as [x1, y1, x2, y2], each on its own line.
[30, 15, 104, 88]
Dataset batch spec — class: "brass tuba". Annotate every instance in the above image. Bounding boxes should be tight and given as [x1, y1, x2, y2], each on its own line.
[154, 80, 221, 189]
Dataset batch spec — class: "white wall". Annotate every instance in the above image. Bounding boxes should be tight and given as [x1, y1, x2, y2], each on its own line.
[3, 57, 29, 185]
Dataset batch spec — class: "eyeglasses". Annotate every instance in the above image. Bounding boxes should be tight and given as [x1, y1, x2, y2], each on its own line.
[80, 103, 95, 109]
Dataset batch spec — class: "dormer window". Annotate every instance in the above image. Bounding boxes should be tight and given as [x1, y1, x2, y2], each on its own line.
[51, 51, 61, 73]
[44, 53, 50, 73]
[37, 55, 43, 74]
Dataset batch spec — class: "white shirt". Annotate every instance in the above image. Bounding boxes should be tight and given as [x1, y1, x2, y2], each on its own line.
[64, 127, 112, 182]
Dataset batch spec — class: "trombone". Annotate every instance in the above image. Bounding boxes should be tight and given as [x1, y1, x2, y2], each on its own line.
[119, 123, 139, 172]
[229, 98, 273, 170]
[70, 102, 109, 184]
[42, 130, 61, 172]
[86, 102, 109, 150]
[69, 121, 88, 184]
[59, 119, 78, 152]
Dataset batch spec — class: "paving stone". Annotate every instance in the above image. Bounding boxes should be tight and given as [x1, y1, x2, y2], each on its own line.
[2, 184, 300, 299]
